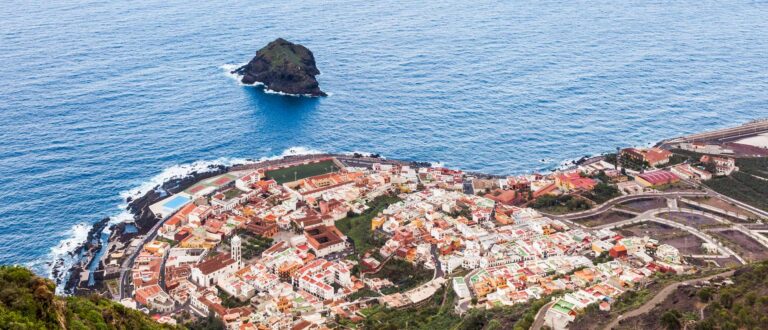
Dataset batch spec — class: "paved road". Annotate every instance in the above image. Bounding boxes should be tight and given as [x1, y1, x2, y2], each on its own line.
[597, 208, 745, 264]
[431, 244, 444, 279]
[531, 301, 554, 330]
[119, 214, 166, 299]
[549, 192, 709, 220]
[605, 270, 735, 329]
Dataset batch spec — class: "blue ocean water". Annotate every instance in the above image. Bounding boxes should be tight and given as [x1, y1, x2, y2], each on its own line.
[1, 0, 767, 281]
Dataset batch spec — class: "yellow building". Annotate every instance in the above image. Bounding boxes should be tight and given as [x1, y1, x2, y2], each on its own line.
[179, 235, 216, 249]
[371, 216, 386, 231]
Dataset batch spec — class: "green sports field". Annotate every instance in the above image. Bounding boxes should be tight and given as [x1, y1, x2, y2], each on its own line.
[265, 159, 340, 184]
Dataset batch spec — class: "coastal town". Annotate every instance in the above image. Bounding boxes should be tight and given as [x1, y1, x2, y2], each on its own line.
[70, 121, 768, 330]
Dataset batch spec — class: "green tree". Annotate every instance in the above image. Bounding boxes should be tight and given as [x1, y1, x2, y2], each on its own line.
[486, 319, 502, 330]
[188, 311, 225, 330]
[720, 292, 734, 309]
[661, 310, 682, 330]
[698, 287, 713, 302]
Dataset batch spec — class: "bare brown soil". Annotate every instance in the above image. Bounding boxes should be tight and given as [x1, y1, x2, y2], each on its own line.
[615, 285, 704, 330]
[709, 230, 768, 262]
[688, 196, 758, 219]
[686, 256, 742, 269]
[618, 198, 667, 212]
[657, 211, 723, 229]
[618, 222, 708, 255]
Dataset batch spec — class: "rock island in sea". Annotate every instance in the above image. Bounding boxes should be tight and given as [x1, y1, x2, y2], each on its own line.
[232, 38, 327, 97]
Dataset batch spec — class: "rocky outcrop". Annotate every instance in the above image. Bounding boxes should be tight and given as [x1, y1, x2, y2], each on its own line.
[61, 165, 229, 294]
[232, 38, 326, 97]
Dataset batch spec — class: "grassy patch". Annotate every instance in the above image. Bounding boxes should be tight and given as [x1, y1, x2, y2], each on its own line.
[371, 258, 433, 293]
[669, 148, 705, 160]
[653, 181, 697, 192]
[705, 171, 768, 211]
[584, 183, 621, 204]
[154, 236, 177, 247]
[235, 230, 274, 259]
[667, 153, 689, 166]
[347, 288, 380, 301]
[356, 286, 461, 330]
[265, 160, 339, 184]
[336, 194, 401, 255]
[216, 286, 251, 308]
[105, 279, 119, 296]
[532, 194, 591, 214]
[223, 187, 245, 200]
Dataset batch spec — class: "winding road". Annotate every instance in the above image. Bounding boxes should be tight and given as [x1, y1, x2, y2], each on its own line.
[603, 269, 735, 329]
[545, 191, 709, 222]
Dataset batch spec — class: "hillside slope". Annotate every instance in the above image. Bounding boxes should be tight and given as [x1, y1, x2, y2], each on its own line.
[0, 266, 175, 329]
[574, 261, 768, 329]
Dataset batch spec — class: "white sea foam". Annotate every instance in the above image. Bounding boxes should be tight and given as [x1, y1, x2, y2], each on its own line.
[342, 151, 386, 159]
[431, 161, 446, 168]
[220, 63, 256, 86]
[262, 88, 308, 98]
[48, 147, 324, 292]
[48, 223, 91, 294]
[266, 146, 324, 159]
[220, 63, 328, 98]
[118, 156, 252, 204]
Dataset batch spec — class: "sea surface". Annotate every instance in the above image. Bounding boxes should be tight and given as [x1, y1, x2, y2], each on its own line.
[1, 0, 767, 284]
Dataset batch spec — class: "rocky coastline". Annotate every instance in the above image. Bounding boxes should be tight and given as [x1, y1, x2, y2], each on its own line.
[232, 38, 326, 97]
[55, 150, 588, 295]
[58, 153, 513, 295]
[61, 165, 229, 295]
[52, 216, 110, 293]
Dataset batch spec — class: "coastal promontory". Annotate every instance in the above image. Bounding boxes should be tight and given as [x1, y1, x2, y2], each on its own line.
[232, 38, 326, 97]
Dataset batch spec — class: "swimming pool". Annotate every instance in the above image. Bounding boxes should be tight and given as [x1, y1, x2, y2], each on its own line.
[163, 195, 191, 211]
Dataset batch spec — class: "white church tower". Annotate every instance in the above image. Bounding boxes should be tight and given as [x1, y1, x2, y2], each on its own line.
[231, 235, 242, 267]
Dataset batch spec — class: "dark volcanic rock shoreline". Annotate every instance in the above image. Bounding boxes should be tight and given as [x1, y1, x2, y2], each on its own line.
[53, 216, 110, 292]
[232, 38, 327, 97]
[60, 165, 229, 295]
[58, 153, 502, 295]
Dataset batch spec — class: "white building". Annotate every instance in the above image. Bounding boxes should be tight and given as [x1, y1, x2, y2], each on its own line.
[231, 235, 242, 267]
[191, 253, 239, 287]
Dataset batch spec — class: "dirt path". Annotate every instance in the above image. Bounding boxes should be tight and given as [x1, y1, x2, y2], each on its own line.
[605, 269, 735, 329]
[439, 281, 450, 308]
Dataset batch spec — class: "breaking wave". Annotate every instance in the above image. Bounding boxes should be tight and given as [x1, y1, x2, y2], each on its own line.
[220, 64, 329, 97]
[48, 147, 324, 292]
[220, 63, 256, 87]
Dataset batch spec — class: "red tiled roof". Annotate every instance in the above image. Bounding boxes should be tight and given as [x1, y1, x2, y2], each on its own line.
[196, 254, 236, 275]
[637, 170, 679, 185]
[644, 148, 672, 165]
